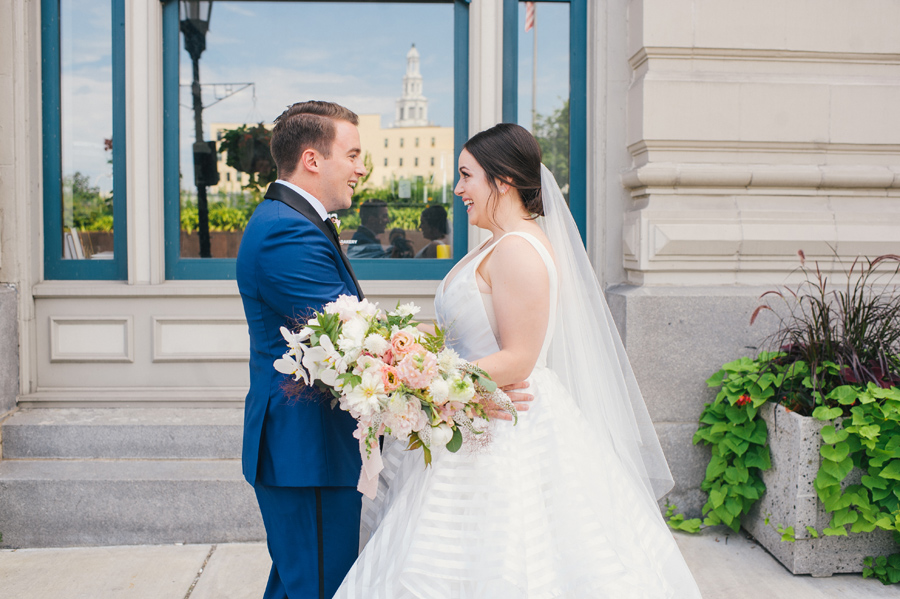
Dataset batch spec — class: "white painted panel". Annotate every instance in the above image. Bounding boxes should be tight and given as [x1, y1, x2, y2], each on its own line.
[154, 318, 249, 362]
[50, 317, 133, 362]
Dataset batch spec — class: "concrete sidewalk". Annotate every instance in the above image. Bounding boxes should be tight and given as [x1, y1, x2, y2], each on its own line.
[0, 527, 896, 598]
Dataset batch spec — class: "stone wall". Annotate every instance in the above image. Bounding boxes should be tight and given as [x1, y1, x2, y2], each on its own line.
[618, 0, 900, 514]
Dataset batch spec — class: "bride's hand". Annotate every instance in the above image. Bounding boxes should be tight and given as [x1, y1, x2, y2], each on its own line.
[486, 381, 533, 421]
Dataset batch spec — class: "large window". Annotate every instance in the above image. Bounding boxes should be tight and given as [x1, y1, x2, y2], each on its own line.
[163, 0, 469, 280]
[504, 0, 586, 240]
[42, 0, 127, 279]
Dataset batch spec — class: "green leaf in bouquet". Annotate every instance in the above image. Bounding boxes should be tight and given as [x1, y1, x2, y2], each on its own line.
[337, 372, 362, 389]
[446, 427, 463, 453]
[407, 434, 433, 466]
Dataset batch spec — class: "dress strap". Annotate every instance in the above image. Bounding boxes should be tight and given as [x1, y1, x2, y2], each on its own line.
[474, 231, 558, 357]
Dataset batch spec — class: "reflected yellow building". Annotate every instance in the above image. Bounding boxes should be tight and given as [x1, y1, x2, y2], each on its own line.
[211, 44, 454, 198]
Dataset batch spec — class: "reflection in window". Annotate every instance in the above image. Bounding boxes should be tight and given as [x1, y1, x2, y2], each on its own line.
[174, 2, 455, 263]
[60, 0, 115, 261]
[344, 201, 451, 260]
[519, 1, 570, 198]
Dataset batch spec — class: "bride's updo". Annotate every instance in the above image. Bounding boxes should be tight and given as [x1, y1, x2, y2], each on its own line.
[463, 123, 544, 217]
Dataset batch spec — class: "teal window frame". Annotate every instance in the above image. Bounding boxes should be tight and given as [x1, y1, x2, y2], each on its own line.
[162, 0, 470, 280]
[41, 0, 129, 280]
[503, 0, 586, 241]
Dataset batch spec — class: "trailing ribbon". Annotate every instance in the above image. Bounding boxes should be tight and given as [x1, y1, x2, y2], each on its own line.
[357, 437, 384, 499]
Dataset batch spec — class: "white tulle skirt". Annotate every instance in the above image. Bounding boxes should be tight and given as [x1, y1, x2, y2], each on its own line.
[334, 367, 702, 598]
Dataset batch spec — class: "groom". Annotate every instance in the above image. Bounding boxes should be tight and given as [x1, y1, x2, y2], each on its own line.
[237, 101, 368, 599]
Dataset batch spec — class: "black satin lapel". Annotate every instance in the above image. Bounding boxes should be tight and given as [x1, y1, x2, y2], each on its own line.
[264, 183, 334, 246]
[265, 182, 365, 299]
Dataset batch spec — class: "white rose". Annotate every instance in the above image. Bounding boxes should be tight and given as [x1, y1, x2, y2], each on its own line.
[338, 316, 368, 355]
[448, 376, 476, 404]
[355, 298, 381, 319]
[429, 423, 454, 448]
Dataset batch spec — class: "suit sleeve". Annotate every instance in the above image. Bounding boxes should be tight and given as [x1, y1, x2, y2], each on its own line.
[255, 216, 354, 322]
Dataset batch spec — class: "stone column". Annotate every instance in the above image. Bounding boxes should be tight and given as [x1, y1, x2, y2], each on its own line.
[617, 0, 900, 514]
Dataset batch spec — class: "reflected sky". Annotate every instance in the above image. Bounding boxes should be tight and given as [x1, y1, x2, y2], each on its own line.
[58, 1, 571, 193]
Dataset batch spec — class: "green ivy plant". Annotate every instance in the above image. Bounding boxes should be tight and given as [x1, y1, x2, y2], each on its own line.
[688, 353, 775, 532]
[667, 252, 900, 584]
[668, 353, 900, 585]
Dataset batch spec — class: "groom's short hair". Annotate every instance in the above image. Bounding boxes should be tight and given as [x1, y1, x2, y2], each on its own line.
[271, 101, 359, 178]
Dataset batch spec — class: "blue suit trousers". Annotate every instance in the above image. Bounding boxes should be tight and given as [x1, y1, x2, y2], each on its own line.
[254, 484, 361, 599]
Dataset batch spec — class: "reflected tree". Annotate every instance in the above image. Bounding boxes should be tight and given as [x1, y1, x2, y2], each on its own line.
[534, 99, 569, 196]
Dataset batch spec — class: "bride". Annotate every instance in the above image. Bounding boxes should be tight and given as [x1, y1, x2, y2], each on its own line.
[335, 123, 702, 598]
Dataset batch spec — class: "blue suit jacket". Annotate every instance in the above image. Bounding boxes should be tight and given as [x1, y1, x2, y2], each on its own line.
[237, 183, 363, 488]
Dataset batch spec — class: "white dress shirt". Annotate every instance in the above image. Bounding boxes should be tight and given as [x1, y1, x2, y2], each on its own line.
[275, 179, 329, 221]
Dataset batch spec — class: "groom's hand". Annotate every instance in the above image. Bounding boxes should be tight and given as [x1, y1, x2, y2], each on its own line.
[486, 381, 533, 421]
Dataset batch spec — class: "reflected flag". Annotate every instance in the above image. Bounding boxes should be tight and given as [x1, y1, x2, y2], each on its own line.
[524, 2, 535, 32]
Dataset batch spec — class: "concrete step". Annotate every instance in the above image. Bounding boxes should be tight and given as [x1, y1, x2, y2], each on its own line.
[0, 458, 263, 548]
[1, 408, 243, 459]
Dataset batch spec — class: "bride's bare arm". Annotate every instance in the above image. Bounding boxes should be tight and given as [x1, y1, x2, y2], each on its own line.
[472, 235, 550, 388]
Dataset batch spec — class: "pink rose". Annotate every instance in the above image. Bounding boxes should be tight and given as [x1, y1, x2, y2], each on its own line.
[390, 330, 418, 358]
[382, 365, 401, 392]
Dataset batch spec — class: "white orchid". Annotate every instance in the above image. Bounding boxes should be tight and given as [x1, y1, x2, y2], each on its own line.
[302, 334, 348, 385]
[273, 353, 309, 385]
[280, 326, 311, 356]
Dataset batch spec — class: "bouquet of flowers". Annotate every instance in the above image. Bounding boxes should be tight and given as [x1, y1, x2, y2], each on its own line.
[274, 294, 516, 497]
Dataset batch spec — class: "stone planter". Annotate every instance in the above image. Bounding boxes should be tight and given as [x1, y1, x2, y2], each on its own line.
[743, 403, 896, 576]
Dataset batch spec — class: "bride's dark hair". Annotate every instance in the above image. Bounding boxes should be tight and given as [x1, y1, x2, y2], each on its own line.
[463, 123, 544, 217]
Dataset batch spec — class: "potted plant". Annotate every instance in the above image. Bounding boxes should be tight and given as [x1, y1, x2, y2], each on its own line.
[671, 252, 900, 584]
[218, 123, 277, 191]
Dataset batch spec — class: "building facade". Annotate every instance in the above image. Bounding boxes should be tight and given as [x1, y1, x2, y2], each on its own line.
[1, 0, 899, 546]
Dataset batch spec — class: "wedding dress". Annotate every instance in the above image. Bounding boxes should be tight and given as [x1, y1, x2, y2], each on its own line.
[334, 168, 702, 598]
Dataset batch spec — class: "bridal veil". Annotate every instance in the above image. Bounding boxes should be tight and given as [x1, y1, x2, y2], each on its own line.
[537, 164, 674, 501]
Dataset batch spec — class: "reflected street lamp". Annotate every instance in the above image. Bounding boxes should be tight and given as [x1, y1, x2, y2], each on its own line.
[180, 1, 214, 258]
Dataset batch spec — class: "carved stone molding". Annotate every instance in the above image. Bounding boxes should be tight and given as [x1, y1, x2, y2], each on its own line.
[622, 163, 900, 192]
